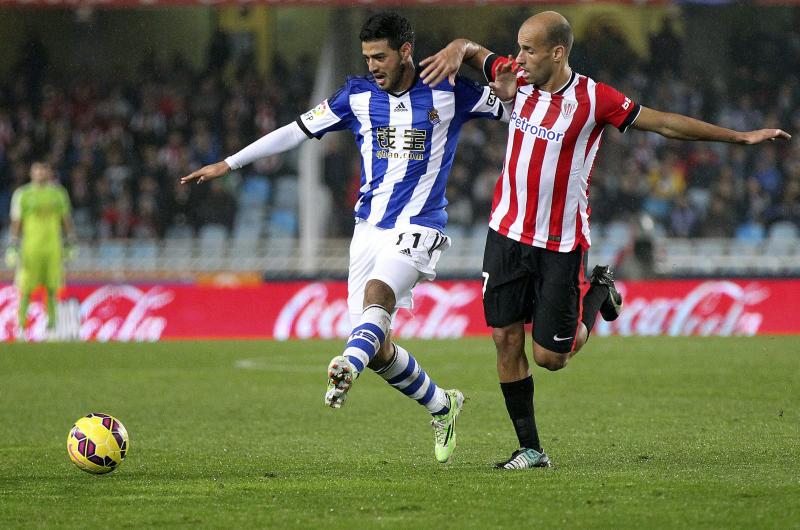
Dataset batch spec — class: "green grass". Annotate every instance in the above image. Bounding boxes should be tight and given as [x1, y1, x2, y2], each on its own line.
[0, 337, 798, 529]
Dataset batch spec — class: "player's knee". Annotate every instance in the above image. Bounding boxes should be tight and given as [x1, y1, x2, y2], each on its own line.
[492, 326, 525, 353]
[533, 345, 567, 371]
[572, 323, 589, 353]
[364, 279, 396, 313]
[493, 326, 527, 372]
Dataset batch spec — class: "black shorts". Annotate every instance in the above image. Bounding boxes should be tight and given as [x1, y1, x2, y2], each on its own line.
[481, 228, 584, 353]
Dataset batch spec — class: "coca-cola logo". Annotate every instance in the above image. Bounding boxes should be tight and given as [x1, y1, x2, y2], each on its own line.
[0, 285, 174, 342]
[273, 282, 480, 340]
[595, 281, 769, 337]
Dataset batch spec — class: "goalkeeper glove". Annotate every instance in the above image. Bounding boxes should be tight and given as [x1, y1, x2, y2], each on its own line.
[4, 245, 18, 268]
[65, 237, 78, 262]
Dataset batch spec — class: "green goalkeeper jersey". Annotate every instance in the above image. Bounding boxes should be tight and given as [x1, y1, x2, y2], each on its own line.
[10, 183, 71, 255]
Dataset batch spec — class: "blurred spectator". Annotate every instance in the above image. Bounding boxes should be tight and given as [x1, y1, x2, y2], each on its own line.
[207, 29, 230, 74]
[766, 177, 800, 226]
[648, 17, 682, 76]
[14, 33, 48, 102]
[742, 177, 771, 226]
[445, 163, 473, 229]
[100, 193, 138, 239]
[750, 146, 783, 198]
[701, 194, 739, 238]
[196, 179, 237, 234]
[669, 193, 699, 238]
[645, 151, 686, 221]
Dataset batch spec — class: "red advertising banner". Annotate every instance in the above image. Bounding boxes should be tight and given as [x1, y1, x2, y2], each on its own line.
[1, 279, 799, 342]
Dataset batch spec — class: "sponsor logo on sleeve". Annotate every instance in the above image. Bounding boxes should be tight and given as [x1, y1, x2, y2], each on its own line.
[303, 100, 329, 121]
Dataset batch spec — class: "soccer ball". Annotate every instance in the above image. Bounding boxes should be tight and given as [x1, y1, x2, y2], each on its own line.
[66, 413, 129, 474]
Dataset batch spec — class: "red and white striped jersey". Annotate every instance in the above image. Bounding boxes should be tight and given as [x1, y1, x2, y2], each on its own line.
[485, 56, 640, 251]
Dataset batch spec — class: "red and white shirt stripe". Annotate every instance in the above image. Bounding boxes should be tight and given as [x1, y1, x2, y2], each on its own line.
[486, 56, 640, 252]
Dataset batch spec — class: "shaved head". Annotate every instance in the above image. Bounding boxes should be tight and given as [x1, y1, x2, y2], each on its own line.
[522, 11, 573, 57]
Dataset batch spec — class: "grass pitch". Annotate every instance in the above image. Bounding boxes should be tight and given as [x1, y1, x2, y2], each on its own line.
[0, 337, 798, 529]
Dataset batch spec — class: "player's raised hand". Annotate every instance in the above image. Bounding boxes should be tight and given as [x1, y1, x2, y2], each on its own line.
[739, 129, 792, 145]
[488, 56, 518, 102]
[180, 161, 231, 184]
[65, 237, 78, 262]
[4, 245, 18, 268]
[420, 40, 467, 87]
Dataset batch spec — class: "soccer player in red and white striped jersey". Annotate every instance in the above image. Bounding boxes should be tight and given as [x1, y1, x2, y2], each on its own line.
[421, 10, 791, 469]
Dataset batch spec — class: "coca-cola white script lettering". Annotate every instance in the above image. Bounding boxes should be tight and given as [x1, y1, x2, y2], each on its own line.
[0, 285, 174, 342]
[273, 282, 480, 340]
[595, 281, 769, 336]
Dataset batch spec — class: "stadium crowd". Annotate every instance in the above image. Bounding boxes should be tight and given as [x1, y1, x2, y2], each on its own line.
[1, 18, 798, 243]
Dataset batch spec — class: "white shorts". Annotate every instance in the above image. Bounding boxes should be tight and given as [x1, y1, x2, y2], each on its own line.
[348, 220, 451, 323]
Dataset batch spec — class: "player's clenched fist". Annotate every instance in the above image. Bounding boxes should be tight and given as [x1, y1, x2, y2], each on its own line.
[180, 161, 231, 184]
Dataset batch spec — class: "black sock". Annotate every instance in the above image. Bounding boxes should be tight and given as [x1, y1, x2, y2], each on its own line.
[581, 284, 609, 333]
[500, 376, 541, 452]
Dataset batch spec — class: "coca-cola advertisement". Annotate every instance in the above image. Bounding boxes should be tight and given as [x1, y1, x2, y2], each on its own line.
[1, 279, 798, 342]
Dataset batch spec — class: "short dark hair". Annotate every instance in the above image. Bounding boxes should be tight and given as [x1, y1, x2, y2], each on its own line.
[359, 12, 415, 51]
[546, 19, 574, 56]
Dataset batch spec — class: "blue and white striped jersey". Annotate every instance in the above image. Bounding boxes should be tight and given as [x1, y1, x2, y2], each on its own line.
[295, 71, 503, 232]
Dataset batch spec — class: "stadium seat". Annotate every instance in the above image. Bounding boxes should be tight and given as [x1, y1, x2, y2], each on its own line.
[162, 238, 193, 258]
[589, 222, 605, 239]
[130, 241, 158, 258]
[662, 238, 693, 258]
[605, 221, 632, 244]
[233, 220, 263, 241]
[230, 237, 260, 257]
[239, 177, 271, 207]
[164, 224, 194, 240]
[72, 209, 94, 239]
[693, 239, 727, 257]
[729, 239, 760, 257]
[735, 222, 766, 242]
[445, 224, 467, 241]
[266, 209, 298, 238]
[198, 224, 228, 253]
[98, 241, 126, 260]
[272, 177, 299, 210]
[129, 241, 159, 270]
[768, 221, 799, 241]
[764, 238, 794, 257]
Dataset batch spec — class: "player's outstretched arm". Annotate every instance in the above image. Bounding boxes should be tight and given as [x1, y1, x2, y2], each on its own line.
[180, 161, 230, 184]
[420, 38, 494, 86]
[632, 107, 792, 144]
[180, 121, 309, 184]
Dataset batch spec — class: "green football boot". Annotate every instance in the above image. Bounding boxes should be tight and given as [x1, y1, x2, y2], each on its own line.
[431, 389, 464, 463]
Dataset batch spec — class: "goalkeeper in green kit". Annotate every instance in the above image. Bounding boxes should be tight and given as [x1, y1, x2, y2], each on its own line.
[5, 161, 77, 340]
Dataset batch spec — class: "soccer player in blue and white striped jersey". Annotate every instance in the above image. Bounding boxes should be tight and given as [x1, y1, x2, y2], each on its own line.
[182, 12, 504, 463]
